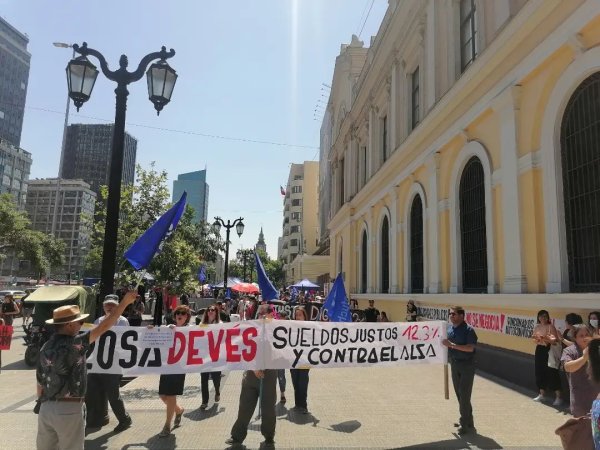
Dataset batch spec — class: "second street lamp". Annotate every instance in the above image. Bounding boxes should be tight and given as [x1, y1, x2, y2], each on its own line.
[213, 217, 244, 295]
[65, 42, 177, 298]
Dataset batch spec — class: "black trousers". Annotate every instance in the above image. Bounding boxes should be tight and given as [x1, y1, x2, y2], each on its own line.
[290, 369, 310, 409]
[201, 371, 221, 404]
[231, 370, 277, 442]
[85, 373, 130, 426]
[450, 359, 475, 428]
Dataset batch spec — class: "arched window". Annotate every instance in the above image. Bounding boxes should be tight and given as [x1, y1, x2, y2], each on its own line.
[380, 216, 390, 293]
[459, 156, 488, 293]
[410, 195, 424, 293]
[361, 230, 368, 293]
[561, 72, 600, 292]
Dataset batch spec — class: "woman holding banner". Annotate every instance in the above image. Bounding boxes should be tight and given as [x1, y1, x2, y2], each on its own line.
[199, 304, 222, 409]
[290, 306, 310, 414]
[156, 305, 191, 437]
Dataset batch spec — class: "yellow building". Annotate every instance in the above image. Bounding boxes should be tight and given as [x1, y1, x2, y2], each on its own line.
[324, 0, 600, 387]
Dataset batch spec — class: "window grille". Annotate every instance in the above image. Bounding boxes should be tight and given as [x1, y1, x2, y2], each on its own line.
[410, 195, 424, 293]
[459, 156, 488, 293]
[561, 72, 600, 292]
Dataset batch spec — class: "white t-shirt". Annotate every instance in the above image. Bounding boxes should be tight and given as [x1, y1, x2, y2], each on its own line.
[94, 315, 129, 326]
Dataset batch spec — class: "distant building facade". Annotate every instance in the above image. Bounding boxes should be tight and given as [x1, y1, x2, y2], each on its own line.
[0, 138, 31, 207]
[60, 124, 137, 195]
[25, 179, 96, 280]
[172, 169, 209, 223]
[255, 227, 267, 254]
[0, 16, 30, 147]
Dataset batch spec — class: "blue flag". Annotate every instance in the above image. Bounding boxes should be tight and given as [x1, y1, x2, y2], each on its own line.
[124, 192, 187, 270]
[198, 264, 207, 284]
[291, 287, 298, 302]
[322, 273, 352, 322]
[255, 251, 278, 300]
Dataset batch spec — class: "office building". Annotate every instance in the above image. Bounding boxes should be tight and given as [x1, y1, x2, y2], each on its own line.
[60, 124, 137, 195]
[25, 178, 96, 280]
[172, 169, 209, 223]
[0, 16, 30, 147]
[0, 138, 31, 207]
[280, 161, 328, 284]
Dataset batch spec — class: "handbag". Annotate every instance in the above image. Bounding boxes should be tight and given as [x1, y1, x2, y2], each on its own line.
[548, 343, 563, 370]
[555, 415, 594, 449]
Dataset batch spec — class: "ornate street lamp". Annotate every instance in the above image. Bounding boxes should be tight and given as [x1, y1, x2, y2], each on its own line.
[213, 217, 244, 295]
[64, 42, 177, 298]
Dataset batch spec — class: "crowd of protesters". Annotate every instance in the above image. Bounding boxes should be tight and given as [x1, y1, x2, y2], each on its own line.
[28, 282, 600, 448]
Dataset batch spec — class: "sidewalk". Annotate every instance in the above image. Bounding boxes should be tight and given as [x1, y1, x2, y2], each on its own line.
[0, 318, 568, 449]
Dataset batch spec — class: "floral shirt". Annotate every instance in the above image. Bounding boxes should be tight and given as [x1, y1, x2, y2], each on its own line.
[36, 332, 91, 402]
[592, 400, 600, 450]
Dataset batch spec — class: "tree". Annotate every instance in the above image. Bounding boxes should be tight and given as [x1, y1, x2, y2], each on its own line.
[0, 193, 65, 277]
[86, 163, 224, 293]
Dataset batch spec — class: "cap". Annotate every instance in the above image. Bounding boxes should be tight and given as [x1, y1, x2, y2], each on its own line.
[103, 294, 119, 305]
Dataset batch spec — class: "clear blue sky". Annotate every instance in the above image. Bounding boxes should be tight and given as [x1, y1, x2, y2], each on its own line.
[1, 0, 387, 260]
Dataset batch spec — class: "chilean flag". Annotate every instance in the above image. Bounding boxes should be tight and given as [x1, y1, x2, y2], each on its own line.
[280, 185, 286, 196]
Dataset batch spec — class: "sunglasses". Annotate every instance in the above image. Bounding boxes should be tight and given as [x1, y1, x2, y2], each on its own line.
[175, 312, 188, 317]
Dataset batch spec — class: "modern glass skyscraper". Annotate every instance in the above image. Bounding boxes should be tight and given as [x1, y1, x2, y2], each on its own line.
[0, 16, 30, 147]
[60, 124, 137, 195]
[173, 170, 209, 223]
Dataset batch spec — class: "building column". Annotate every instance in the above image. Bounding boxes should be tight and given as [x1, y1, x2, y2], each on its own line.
[367, 206, 375, 293]
[493, 86, 527, 293]
[390, 189, 399, 293]
[368, 106, 377, 178]
[425, 0, 436, 111]
[390, 62, 398, 152]
[427, 153, 441, 293]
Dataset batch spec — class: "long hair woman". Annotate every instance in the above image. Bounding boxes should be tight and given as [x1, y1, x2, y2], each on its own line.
[531, 309, 562, 405]
[199, 303, 222, 409]
[0, 294, 20, 326]
[587, 338, 600, 448]
[290, 306, 311, 414]
[157, 305, 191, 437]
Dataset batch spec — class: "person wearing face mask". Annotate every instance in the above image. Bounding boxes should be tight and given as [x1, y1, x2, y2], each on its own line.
[589, 311, 600, 336]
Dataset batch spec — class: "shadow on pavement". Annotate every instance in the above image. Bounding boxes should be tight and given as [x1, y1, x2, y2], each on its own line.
[120, 433, 177, 450]
[275, 401, 288, 417]
[184, 402, 225, 421]
[329, 419, 361, 433]
[1, 358, 32, 370]
[393, 432, 502, 449]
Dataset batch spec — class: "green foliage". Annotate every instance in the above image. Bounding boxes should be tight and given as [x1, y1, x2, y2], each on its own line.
[86, 163, 224, 293]
[0, 193, 65, 276]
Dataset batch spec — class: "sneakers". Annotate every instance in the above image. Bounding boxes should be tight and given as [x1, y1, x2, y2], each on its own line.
[200, 403, 208, 410]
[532, 394, 545, 402]
[552, 398, 563, 407]
[113, 417, 132, 433]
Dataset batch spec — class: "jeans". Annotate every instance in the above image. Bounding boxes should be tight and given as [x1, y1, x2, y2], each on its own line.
[290, 369, 310, 409]
[450, 359, 475, 427]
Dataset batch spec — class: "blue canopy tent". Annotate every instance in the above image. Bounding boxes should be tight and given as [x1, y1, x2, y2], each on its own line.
[288, 278, 320, 289]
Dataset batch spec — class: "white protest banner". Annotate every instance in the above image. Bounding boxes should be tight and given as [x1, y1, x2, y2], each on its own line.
[502, 314, 536, 338]
[88, 321, 262, 375]
[88, 320, 447, 375]
[264, 320, 447, 369]
[464, 311, 505, 334]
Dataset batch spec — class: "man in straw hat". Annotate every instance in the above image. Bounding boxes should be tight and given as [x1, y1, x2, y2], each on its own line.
[36, 291, 136, 450]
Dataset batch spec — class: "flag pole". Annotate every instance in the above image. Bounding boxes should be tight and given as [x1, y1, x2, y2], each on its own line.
[133, 270, 147, 290]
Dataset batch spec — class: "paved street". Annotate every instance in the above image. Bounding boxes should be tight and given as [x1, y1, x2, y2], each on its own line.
[1, 318, 568, 449]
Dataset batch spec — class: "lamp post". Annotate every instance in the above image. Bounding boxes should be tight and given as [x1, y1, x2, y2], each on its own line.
[236, 248, 254, 282]
[64, 42, 177, 298]
[212, 217, 244, 295]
